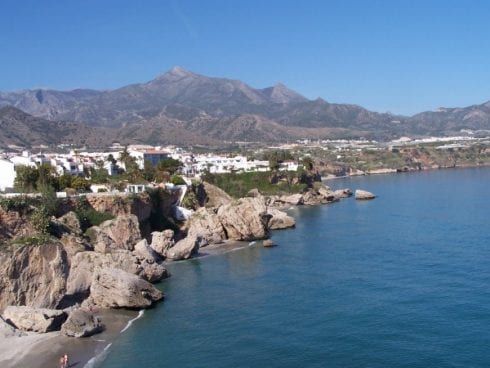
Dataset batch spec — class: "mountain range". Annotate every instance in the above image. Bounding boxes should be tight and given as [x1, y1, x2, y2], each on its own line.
[1, 66, 490, 148]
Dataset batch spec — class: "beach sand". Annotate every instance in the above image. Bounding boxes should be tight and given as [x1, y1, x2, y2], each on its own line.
[0, 309, 137, 368]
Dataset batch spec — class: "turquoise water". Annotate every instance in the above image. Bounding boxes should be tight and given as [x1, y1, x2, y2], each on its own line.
[99, 168, 490, 368]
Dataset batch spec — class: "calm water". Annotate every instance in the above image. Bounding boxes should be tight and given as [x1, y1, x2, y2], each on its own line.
[99, 168, 490, 368]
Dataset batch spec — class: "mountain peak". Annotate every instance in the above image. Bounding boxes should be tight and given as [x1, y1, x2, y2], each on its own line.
[261, 82, 307, 104]
[167, 66, 194, 77]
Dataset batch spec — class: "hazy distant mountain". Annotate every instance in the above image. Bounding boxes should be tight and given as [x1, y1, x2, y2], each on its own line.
[1, 66, 490, 146]
[0, 106, 110, 148]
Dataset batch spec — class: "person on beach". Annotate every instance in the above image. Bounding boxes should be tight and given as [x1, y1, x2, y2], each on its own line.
[59, 356, 65, 368]
[63, 353, 69, 368]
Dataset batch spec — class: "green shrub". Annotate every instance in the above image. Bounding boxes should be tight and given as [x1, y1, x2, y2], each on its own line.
[170, 175, 187, 185]
[74, 197, 114, 232]
[0, 196, 35, 214]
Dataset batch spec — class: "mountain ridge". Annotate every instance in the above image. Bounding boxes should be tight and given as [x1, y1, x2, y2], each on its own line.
[1, 67, 490, 146]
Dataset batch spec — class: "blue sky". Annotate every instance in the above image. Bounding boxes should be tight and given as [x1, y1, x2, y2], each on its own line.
[1, 0, 490, 115]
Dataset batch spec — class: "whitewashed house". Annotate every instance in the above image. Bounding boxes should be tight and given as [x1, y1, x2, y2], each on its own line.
[0, 159, 16, 192]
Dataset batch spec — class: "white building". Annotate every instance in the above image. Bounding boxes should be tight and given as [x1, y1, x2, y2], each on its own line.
[0, 159, 16, 192]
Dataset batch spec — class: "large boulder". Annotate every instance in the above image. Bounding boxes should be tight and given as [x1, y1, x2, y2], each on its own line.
[2, 306, 67, 333]
[355, 189, 376, 200]
[0, 243, 68, 311]
[187, 207, 226, 245]
[150, 230, 175, 257]
[89, 268, 163, 309]
[165, 236, 201, 261]
[66, 249, 167, 301]
[89, 215, 142, 253]
[201, 182, 233, 208]
[61, 308, 102, 337]
[267, 208, 296, 230]
[217, 197, 269, 241]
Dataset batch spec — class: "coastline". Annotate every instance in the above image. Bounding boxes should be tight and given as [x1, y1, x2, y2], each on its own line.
[323, 162, 490, 181]
[8, 165, 487, 367]
[2, 309, 138, 368]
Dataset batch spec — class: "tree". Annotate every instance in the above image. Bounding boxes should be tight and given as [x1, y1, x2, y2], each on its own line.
[71, 176, 91, 192]
[143, 160, 156, 182]
[157, 158, 183, 176]
[14, 165, 39, 192]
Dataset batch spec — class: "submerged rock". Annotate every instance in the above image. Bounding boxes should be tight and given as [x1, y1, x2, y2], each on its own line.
[263, 239, 275, 247]
[61, 308, 102, 337]
[2, 306, 67, 333]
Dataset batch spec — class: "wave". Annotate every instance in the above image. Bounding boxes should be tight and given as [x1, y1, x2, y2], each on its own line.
[120, 309, 144, 333]
[83, 343, 112, 368]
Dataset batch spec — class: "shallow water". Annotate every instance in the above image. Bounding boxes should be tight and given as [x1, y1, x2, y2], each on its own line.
[99, 168, 490, 368]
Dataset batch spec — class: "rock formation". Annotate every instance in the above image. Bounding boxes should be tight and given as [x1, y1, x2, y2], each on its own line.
[267, 208, 296, 230]
[2, 306, 67, 333]
[165, 235, 201, 261]
[355, 189, 376, 200]
[89, 214, 141, 253]
[0, 243, 68, 311]
[61, 308, 102, 337]
[217, 197, 269, 241]
[150, 229, 175, 256]
[187, 207, 226, 245]
[88, 268, 163, 309]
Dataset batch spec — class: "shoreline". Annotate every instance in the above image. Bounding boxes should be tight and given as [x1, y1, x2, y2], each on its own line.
[2, 309, 138, 368]
[323, 162, 490, 181]
[8, 164, 489, 367]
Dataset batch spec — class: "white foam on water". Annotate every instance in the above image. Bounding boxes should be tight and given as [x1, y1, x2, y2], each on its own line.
[83, 343, 112, 368]
[249, 241, 256, 245]
[120, 309, 144, 333]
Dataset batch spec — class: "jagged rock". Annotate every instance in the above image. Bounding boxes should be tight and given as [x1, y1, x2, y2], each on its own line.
[0, 316, 25, 337]
[302, 189, 329, 205]
[201, 182, 233, 208]
[132, 239, 167, 282]
[165, 236, 201, 261]
[278, 193, 304, 205]
[89, 215, 142, 253]
[2, 306, 67, 333]
[61, 308, 102, 337]
[150, 230, 175, 256]
[89, 268, 163, 309]
[56, 211, 82, 235]
[355, 189, 376, 200]
[0, 243, 68, 311]
[217, 197, 269, 241]
[333, 188, 353, 199]
[267, 208, 296, 230]
[317, 186, 336, 201]
[133, 239, 159, 263]
[187, 207, 226, 245]
[60, 234, 93, 263]
[263, 239, 275, 247]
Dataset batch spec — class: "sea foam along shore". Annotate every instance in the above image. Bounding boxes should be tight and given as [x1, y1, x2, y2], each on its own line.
[0, 309, 138, 368]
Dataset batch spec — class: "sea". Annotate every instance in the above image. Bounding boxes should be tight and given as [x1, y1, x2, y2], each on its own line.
[95, 167, 490, 368]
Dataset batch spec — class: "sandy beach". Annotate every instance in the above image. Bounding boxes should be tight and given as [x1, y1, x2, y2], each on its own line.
[0, 309, 137, 368]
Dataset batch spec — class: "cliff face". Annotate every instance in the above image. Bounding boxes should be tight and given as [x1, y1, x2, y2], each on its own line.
[0, 242, 69, 311]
